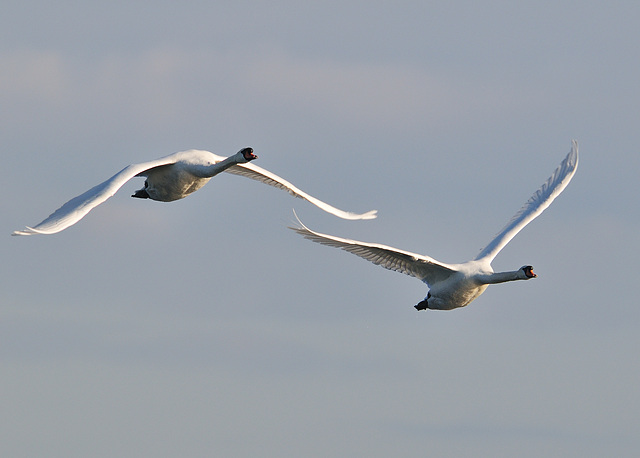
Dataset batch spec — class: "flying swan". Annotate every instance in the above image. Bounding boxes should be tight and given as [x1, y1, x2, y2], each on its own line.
[291, 141, 578, 310]
[13, 147, 377, 235]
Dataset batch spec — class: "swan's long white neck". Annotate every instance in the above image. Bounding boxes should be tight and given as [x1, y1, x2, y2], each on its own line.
[476, 270, 525, 285]
[201, 154, 243, 178]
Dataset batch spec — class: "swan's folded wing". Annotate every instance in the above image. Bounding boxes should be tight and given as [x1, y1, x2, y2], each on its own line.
[474, 140, 579, 262]
[290, 217, 456, 286]
[225, 162, 377, 220]
[12, 154, 182, 235]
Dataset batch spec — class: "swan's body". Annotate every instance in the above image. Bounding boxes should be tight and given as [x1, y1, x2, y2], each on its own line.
[13, 147, 377, 236]
[292, 141, 579, 310]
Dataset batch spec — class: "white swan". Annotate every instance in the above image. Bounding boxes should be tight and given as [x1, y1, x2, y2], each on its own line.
[291, 141, 579, 310]
[13, 147, 377, 235]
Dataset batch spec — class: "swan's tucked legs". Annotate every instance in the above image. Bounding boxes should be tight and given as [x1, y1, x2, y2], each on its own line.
[414, 300, 428, 311]
[132, 180, 150, 199]
[414, 292, 431, 311]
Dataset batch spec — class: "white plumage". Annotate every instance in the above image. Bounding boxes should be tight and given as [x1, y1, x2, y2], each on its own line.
[292, 141, 579, 310]
[13, 147, 377, 236]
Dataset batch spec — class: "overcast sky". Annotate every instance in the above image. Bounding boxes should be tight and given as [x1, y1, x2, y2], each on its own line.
[2, 1, 639, 457]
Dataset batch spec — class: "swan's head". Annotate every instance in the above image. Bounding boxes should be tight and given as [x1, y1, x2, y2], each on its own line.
[237, 147, 257, 163]
[520, 265, 537, 279]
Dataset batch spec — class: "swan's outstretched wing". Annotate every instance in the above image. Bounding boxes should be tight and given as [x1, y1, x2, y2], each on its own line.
[474, 140, 579, 263]
[12, 153, 183, 235]
[290, 215, 456, 286]
[225, 162, 377, 220]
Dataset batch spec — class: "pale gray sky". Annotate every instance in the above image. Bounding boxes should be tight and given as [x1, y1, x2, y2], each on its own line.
[2, 1, 639, 457]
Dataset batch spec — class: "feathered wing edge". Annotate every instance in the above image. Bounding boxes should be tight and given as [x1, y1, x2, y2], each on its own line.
[473, 140, 579, 262]
[12, 154, 182, 235]
[289, 211, 456, 286]
[225, 162, 377, 220]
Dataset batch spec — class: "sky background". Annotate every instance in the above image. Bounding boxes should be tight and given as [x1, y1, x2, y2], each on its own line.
[2, 1, 639, 456]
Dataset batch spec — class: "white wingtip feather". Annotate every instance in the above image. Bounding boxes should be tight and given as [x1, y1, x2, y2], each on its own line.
[473, 140, 579, 262]
[12, 227, 38, 236]
[347, 209, 378, 220]
[290, 209, 307, 230]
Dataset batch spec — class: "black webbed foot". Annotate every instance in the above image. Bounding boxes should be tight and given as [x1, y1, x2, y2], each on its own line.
[132, 180, 150, 199]
[132, 189, 150, 199]
[415, 292, 431, 311]
[414, 300, 428, 311]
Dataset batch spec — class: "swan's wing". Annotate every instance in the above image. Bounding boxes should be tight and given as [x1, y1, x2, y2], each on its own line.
[12, 154, 183, 235]
[290, 215, 456, 286]
[473, 140, 579, 262]
[224, 162, 377, 220]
